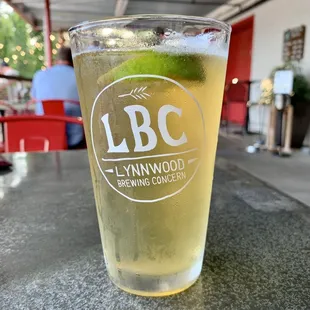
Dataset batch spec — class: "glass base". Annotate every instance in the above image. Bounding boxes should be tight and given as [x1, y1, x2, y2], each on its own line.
[108, 259, 203, 297]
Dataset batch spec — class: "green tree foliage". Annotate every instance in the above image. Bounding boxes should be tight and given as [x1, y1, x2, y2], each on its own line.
[0, 6, 58, 78]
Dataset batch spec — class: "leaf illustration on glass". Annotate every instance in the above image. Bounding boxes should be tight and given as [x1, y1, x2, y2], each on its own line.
[118, 86, 151, 100]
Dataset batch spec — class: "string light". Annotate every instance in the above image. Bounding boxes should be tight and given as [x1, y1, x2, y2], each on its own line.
[38, 55, 44, 61]
[52, 49, 57, 55]
[16, 45, 22, 51]
[106, 39, 116, 47]
[12, 54, 18, 60]
[232, 78, 239, 84]
[35, 42, 40, 48]
[122, 30, 134, 39]
[41, 66, 46, 70]
[56, 43, 61, 49]
[36, 43, 43, 51]
[50, 34, 55, 41]
[20, 51, 26, 56]
[4, 57, 9, 63]
[0, 43, 3, 49]
[29, 49, 34, 55]
[30, 38, 37, 46]
[102, 28, 113, 36]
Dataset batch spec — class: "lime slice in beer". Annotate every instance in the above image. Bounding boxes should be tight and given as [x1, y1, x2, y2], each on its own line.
[97, 51, 205, 85]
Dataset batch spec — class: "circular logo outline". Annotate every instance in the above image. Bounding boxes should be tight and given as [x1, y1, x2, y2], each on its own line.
[90, 74, 206, 203]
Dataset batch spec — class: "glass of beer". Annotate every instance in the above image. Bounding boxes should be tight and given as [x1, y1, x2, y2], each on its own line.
[69, 15, 230, 296]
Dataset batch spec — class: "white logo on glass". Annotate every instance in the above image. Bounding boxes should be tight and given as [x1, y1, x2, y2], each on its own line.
[91, 74, 205, 203]
[118, 86, 151, 100]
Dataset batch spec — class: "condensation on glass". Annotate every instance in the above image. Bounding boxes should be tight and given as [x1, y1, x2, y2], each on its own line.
[70, 15, 231, 297]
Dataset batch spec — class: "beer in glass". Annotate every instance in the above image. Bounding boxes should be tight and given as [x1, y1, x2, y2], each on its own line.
[69, 15, 231, 296]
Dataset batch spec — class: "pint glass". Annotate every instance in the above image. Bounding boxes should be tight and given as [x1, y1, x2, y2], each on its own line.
[69, 15, 230, 296]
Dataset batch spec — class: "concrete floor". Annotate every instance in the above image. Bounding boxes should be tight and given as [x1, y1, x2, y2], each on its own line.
[216, 132, 310, 207]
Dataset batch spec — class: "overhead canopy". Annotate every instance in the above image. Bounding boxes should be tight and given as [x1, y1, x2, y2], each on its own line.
[4, 0, 235, 31]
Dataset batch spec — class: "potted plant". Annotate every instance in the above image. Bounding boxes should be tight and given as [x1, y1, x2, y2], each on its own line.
[269, 63, 310, 148]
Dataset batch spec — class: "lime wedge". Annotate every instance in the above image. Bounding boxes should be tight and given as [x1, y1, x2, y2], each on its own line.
[98, 51, 205, 85]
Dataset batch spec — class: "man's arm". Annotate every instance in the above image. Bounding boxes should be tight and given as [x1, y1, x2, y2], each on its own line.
[30, 71, 45, 115]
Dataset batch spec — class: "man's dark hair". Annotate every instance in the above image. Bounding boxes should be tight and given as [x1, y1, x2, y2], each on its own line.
[92, 40, 100, 47]
[57, 46, 73, 66]
[154, 27, 165, 36]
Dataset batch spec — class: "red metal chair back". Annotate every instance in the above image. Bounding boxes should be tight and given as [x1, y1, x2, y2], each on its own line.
[25, 99, 80, 115]
[223, 82, 249, 126]
[225, 83, 249, 103]
[42, 100, 65, 115]
[0, 115, 83, 153]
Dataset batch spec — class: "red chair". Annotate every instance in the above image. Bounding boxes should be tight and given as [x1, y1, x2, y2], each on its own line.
[25, 99, 80, 116]
[0, 115, 83, 153]
[42, 100, 65, 115]
[222, 82, 249, 134]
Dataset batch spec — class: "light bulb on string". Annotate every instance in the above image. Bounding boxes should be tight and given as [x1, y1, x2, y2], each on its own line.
[30, 38, 37, 46]
[63, 33, 69, 41]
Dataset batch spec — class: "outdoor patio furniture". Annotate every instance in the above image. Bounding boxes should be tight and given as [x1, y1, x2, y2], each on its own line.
[0, 115, 83, 153]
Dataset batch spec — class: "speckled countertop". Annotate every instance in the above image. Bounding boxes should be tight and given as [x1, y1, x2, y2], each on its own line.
[0, 150, 309, 310]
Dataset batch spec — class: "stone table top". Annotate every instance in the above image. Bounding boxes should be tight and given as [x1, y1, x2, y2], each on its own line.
[0, 150, 309, 310]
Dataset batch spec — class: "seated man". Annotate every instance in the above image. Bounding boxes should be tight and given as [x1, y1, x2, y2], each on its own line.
[31, 47, 84, 149]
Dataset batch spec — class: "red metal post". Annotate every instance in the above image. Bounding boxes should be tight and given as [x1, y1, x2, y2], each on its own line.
[44, 0, 52, 67]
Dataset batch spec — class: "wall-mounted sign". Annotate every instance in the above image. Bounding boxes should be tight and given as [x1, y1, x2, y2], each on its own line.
[274, 70, 294, 95]
[283, 25, 306, 61]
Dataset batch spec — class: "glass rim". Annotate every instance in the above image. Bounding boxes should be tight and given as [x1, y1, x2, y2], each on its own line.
[68, 14, 231, 35]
